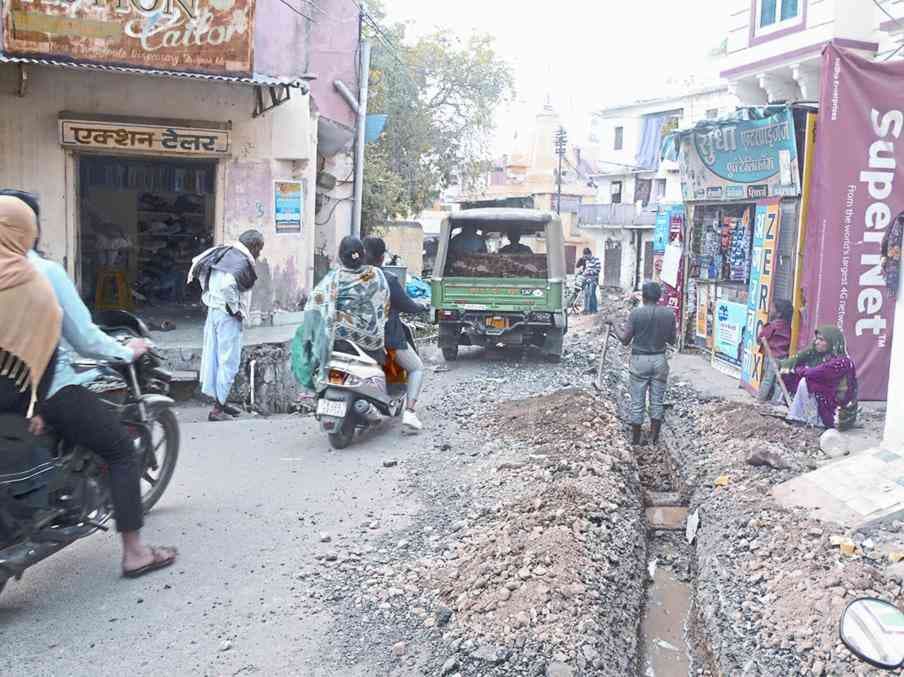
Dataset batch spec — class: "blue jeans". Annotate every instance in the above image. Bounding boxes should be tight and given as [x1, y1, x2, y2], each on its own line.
[583, 279, 598, 314]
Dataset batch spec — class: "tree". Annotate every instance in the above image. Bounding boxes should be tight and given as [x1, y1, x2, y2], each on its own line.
[361, 7, 514, 234]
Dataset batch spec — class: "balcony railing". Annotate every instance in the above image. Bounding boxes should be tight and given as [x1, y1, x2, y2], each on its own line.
[578, 203, 658, 228]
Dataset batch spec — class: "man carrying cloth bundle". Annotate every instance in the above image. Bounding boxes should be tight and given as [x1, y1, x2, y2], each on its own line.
[188, 230, 264, 422]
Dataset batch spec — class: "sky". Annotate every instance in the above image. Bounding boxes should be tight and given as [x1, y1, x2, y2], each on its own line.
[383, 0, 729, 154]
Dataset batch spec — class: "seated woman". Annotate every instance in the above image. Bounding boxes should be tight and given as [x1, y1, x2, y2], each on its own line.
[781, 326, 858, 430]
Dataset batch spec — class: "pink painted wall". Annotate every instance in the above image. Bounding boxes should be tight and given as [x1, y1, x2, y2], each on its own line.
[305, 0, 358, 128]
[252, 0, 310, 80]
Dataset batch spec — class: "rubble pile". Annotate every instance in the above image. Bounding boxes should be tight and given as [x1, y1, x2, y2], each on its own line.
[305, 375, 649, 676]
[667, 396, 903, 676]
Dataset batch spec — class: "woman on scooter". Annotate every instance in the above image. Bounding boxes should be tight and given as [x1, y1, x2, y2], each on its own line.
[364, 237, 428, 433]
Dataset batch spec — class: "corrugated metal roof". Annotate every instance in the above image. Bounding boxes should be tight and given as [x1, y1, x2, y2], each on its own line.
[0, 55, 312, 91]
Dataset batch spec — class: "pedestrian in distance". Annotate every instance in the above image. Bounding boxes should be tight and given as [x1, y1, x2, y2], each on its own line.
[757, 299, 793, 403]
[575, 247, 601, 315]
[611, 281, 676, 446]
[187, 230, 264, 422]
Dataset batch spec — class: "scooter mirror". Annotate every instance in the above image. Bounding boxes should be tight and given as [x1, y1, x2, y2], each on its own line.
[840, 598, 904, 670]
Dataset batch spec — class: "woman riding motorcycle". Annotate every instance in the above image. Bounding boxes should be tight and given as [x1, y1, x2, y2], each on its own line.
[363, 237, 427, 433]
[0, 190, 177, 579]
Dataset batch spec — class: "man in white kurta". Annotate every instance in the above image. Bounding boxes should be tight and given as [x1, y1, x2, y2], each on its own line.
[188, 230, 264, 421]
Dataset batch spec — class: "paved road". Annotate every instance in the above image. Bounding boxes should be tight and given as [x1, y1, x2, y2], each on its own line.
[0, 379, 455, 676]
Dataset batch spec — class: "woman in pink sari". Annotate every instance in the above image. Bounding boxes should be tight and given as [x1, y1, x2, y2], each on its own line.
[781, 326, 858, 430]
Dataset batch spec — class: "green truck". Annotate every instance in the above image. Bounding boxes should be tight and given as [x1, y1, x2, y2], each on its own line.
[429, 209, 568, 361]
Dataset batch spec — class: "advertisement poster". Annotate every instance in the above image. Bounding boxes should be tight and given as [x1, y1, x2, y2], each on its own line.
[696, 285, 710, 340]
[800, 45, 903, 400]
[741, 201, 782, 393]
[1, 0, 255, 75]
[274, 180, 303, 232]
[654, 203, 684, 253]
[727, 210, 753, 282]
[713, 300, 748, 372]
[679, 108, 801, 202]
[653, 204, 685, 325]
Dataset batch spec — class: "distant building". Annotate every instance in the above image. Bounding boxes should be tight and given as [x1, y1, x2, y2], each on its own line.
[457, 102, 597, 273]
[581, 85, 735, 292]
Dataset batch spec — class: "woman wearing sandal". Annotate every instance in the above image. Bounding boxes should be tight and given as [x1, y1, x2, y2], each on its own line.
[1, 190, 177, 578]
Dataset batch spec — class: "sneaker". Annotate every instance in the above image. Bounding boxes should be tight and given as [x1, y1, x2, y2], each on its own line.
[208, 408, 232, 422]
[221, 402, 243, 417]
[402, 410, 423, 434]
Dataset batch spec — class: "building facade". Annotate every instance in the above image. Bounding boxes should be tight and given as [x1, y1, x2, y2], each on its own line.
[720, 0, 904, 104]
[581, 86, 735, 292]
[0, 0, 358, 324]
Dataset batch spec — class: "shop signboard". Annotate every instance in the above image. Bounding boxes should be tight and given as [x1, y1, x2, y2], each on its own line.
[2, 0, 255, 75]
[801, 44, 903, 400]
[741, 201, 782, 394]
[274, 180, 303, 233]
[713, 299, 748, 373]
[679, 108, 801, 202]
[59, 118, 230, 156]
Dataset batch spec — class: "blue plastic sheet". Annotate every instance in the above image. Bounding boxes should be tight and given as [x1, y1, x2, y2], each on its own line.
[405, 275, 431, 301]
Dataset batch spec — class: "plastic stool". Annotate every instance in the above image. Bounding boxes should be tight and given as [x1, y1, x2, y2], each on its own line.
[94, 269, 133, 311]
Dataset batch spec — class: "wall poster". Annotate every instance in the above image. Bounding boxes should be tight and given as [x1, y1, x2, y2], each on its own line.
[274, 180, 303, 233]
[713, 299, 748, 374]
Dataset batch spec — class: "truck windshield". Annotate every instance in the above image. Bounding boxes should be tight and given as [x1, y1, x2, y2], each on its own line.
[444, 227, 548, 279]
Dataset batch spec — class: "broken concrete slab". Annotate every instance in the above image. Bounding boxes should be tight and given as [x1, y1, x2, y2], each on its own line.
[645, 506, 689, 531]
[773, 445, 904, 529]
[644, 491, 684, 507]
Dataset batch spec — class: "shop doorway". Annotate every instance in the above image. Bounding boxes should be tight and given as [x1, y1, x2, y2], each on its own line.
[78, 155, 217, 329]
[603, 240, 622, 287]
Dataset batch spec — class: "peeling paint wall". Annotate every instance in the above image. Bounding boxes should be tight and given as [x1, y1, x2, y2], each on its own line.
[0, 63, 317, 312]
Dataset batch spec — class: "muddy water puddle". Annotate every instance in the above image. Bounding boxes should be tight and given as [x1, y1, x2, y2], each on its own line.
[640, 562, 693, 676]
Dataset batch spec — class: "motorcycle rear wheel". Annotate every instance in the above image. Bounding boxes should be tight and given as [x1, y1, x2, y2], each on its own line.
[328, 418, 355, 450]
[140, 408, 180, 513]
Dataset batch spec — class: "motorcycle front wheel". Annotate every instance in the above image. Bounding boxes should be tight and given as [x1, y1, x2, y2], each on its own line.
[139, 408, 180, 513]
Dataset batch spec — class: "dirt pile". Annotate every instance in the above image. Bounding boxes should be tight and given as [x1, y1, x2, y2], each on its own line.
[668, 396, 903, 676]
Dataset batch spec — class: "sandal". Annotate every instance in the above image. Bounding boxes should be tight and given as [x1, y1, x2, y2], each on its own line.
[122, 546, 178, 579]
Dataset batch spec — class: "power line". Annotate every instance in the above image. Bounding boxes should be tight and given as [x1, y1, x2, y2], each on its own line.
[871, 0, 904, 60]
[276, 0, 314, 23]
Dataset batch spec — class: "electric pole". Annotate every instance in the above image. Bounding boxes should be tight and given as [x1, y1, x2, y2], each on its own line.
[554, 126, 567, 215]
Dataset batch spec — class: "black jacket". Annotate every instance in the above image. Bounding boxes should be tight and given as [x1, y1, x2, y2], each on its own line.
[384, 271, 423, 349]
[193, 246, 258, 292]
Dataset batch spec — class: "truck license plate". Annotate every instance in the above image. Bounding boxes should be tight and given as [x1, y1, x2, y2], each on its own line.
[317, 399, 347, 417]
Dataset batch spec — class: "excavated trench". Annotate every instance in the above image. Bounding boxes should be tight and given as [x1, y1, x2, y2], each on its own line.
[596, 350, 711, 677]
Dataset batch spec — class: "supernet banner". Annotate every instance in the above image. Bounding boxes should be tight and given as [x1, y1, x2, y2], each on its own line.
[801, 44, 904, 400]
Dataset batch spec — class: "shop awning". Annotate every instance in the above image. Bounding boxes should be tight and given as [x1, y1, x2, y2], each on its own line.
[0, 54, 313, 92]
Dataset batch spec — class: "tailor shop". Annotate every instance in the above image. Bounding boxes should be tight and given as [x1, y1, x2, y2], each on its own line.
[675, 106, 809, 389]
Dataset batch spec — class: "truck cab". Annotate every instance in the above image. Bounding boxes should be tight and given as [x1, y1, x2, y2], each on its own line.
[429, 208, 567, 361]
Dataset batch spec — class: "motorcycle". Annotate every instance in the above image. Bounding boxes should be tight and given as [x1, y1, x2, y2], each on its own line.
[839, 597, 904, 670]
[566, 274, 585, 315]
[0, 310, 179, 597]
[315, 322, 418, 449]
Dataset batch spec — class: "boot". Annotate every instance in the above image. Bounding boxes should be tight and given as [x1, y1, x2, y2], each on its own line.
[650, 419, 662, 445]
[631, 424, 643, 446]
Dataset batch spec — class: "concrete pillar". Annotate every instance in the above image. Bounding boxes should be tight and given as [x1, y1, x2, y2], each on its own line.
[884, 277, 904, 450]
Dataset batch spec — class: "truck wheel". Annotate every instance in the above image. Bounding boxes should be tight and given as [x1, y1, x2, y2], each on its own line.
[442, 346, 459, 361]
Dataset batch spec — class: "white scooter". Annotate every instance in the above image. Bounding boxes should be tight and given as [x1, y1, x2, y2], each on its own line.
[315, 323, 418, 449]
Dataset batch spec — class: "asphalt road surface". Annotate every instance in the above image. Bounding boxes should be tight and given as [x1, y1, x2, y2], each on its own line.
[0, 385, 447, 676]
